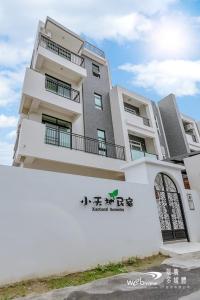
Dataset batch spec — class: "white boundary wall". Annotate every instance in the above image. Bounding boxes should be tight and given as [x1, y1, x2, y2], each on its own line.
[0, 159, 200, 285]
[0, 165, 162, 285]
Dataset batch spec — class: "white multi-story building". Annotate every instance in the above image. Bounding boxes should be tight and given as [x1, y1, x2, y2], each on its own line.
[13, 17, 126, 180]
[13, 17, 200, 181]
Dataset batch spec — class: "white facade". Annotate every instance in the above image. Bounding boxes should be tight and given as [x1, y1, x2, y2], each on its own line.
[1, 160, 200, 285]
[13, 17, 126, 180]
[184, 154, 200, 196]
[110, 86, 163, 162]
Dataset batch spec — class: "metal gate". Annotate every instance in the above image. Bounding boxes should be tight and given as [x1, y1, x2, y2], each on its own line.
[154, 173, 189, 242]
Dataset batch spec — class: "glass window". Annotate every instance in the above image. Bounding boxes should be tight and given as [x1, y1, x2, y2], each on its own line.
[45, 74, 71, 99]
[97, 129, 107, 156]
[42, 115, 71, 148]
[124, 102, 140, 115]
[92, 63, 100, 78]
[94, 93, 103, 110]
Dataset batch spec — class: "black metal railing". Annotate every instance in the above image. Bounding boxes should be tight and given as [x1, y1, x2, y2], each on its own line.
[45, 75, 80, 103]
[124, 107, 150, 127]
[84, 41, 105, 58]
[40, 35, 85, 67]
[45, 126, 125, 160]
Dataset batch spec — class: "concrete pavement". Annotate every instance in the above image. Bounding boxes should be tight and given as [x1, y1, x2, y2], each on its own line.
[17, 242, 200, 300]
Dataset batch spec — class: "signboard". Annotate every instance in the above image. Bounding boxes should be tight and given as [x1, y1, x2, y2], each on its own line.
[80, 189, 134, 212]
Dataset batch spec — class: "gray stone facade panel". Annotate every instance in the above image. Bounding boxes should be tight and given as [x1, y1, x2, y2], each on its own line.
[82, 55, 115, 145]
[158, 94, 190, 158]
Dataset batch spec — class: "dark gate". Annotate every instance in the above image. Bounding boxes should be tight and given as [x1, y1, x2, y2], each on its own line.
[154, 173, 189, 242]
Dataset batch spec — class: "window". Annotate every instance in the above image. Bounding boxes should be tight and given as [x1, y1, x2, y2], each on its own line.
[42, 115, 72, 148]
[92, 63, 100, 78]
[94, 93, 103, 110]
[129, 135, 146, 152]
[45, 74, 71, 99]
[97, 129, 107, 156]
[124, 102, 140, 116]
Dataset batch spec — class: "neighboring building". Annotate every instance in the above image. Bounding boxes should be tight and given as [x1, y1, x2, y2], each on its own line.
[110, 86, 163, 162]
[158, 94, 200, 159]
[13, 17, 200, 181]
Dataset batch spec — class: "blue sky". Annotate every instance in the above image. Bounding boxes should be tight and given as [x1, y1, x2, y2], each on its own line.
[0, 0, 200, 165]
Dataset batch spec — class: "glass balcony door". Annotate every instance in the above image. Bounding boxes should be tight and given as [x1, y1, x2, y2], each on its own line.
[43, 115, 72, 148]
[130, 141, 144, 160]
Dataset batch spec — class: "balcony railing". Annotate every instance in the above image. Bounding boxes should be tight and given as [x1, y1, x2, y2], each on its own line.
[45, 126, 125, 160]
[130, 144, 158, 161]
[40, 35, 85, 67]
[124, 107, 150, 127]
[84, 41, 105, 58]
[45, 75, 80, 103]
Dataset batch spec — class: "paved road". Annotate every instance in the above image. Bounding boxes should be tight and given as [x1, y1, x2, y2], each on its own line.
[17, 260, 200, 300]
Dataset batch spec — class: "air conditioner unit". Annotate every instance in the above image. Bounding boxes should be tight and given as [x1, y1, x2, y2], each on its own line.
[185, 124, 193, 131]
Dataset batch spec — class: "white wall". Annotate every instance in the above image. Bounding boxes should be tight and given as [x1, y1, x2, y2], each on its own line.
[184, 154, 200, 195]
[0, 165, 162, 285]
[122, 158, 200, 243]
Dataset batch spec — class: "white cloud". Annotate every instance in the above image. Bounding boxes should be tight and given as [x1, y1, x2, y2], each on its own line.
[119, 60, 200, 96]
[0, 41, 32, 67]
[0, 0, 178, 42]
[77, 13, 152, 41]
[0, 66, 25, 107]
[0, 1, 181, 109]
[0, 115, 18, 128]
[6, 130, 17, 141]
[0, 142, 14, 166]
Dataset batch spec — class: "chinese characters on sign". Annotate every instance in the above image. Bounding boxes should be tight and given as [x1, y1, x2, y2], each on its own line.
[80, 189, 134, 212]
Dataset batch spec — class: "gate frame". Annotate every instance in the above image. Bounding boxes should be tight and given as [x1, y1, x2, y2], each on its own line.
[155, 172, 190, 242]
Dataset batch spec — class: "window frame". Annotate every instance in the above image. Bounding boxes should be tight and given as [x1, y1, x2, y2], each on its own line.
[42, 114, 72, 148]
[97, 129, 107, 156]
[94, 93, 103, 110]
[92, 63, 100, 78]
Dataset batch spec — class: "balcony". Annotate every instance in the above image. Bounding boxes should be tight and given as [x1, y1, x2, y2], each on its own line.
[40, 35, 84, 67]
[82, 41, 106, 64]
[124, 106, 150, 127]
[45, 126, 125, 161]
[20, 68, 82, 116]
[45, 75, 80, 103]
[14, 119, 126, 173]
[130, 143, 158, 161]
[84, 41, 105, 58]
[34, 35, 87, 83]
